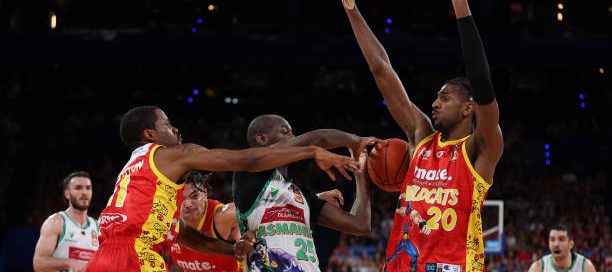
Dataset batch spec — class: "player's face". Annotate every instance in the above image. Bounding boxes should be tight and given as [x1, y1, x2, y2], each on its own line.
[268, 118, 294, 145]
[548, 230, 573, 260]
[181, 183, 207, 218]
[152, 109, 181, 147]
[431, 84, 471, 130]
[65, 177, 92, 211]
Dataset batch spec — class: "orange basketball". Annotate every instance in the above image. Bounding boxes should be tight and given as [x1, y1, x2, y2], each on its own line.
[367, 138, 410, 192]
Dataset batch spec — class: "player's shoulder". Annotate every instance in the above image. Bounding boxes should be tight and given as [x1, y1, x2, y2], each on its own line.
[527, 258, 543, 272]
[41, 212, 65, 233]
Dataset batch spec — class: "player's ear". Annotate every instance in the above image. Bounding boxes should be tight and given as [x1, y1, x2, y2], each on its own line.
[255, 133, 267, 146]
[569, 239, 574, 250]
[64, 188, 70, 201]
[462, 100, 474, 118]
[143, 129, 156, 142]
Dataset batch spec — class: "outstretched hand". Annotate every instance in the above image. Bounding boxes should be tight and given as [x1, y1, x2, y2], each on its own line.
[348, 136, 379, 161]
[317, 189, 344, 206]
[314, 147, 361, 181]
[342, 0, 355, 10]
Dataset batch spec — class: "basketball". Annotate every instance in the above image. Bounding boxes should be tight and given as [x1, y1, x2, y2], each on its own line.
[367, 138, 411, 192]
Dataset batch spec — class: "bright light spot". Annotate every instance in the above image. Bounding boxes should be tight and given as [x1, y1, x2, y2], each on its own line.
[232, 98, 239, 104]
[191, 27, 197, 33]
[545, 151, 551, 157]
[382, 99, 387, 106]
[557, 3, 564, 10]
[609, 6, 612, 13]
[578, 93, 584, 100]
[599, 68, 605, 74]
[544, 143, 550, 150]
[580, 102, 586, 108]
[556, 12, 563, 21]
[50, 12, 57, 29]
[187, 97, 194, 104]
[384, 28, 390, 33]
[386, 18, 392, 24]
[196, 18, 203, 24]
[193, 89, 199, 95]
[224, 97, 231, 103]
[208, 5, 216, 11]
[545, 159, 551, 165]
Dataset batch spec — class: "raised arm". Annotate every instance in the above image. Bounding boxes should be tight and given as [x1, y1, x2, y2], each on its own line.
[343, 1, 433, 147]
[156, 144, 360, 182]
[315, 149, 371, 235]
[272, 129, 377, 159]
[33, 214, 86, 272]
[453, 0, 504, 183]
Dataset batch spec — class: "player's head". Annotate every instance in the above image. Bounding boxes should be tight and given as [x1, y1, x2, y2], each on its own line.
[62, 171, 92, 211]
[247, 114, 294, 147]
[431, 77, 475, 132]
[119, 106, 181, 151]
[548, 224, 574, 260]
[181, 171, 211, 217]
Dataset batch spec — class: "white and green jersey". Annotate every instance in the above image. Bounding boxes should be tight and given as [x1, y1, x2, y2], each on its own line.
[237, 170, 320, 272]
[52, 211, 99, 264]
[541, 252, 588, 272]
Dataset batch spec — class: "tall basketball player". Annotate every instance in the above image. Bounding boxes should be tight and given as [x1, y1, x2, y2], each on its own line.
[342, 0, 504, 270]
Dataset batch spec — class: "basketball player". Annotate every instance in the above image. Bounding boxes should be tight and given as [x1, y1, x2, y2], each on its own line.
[33, 171, 98, 272]
[342, 0, 504, 270]
[528, 224, 596, 272]
[233, 115, 373, 272]
[86, 106, 360, 272]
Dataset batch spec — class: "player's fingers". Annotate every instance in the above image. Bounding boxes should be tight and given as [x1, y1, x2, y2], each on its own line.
[342, 0, 355, 10]
[337, 166, 353, 181]
[336, 191, 345, 205]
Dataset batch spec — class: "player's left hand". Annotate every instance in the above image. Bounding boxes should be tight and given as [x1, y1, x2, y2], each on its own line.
[234, 231, 256, 261]
[348, 136, 379, 161]
[317, 189, 344, 206]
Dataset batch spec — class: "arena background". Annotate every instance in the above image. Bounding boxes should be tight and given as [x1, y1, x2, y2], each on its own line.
[0, 0, 610, 271]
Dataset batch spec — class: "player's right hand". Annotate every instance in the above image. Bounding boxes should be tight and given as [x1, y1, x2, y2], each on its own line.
[348, 136, 380, 161]
[234, 231, 256, 261]
[342, 0, 356, 10]
[314, 147, 361, 181]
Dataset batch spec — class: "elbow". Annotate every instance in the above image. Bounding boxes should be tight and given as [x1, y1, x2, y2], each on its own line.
[348, 222, 372, 236]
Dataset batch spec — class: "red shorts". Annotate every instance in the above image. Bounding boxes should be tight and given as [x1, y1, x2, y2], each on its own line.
[87, 240, 167, 272]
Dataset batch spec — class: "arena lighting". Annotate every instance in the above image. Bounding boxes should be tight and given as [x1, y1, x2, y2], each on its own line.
[557, 3, 564, 10]
[386, 18, 392, 24]
[193, 89, 200, 95]
[232, 98, 239, 104]
[196, 18, 203, 24]
[382, 99, 387, 106]
[544, 144, 551, 166]
[580, 102, 586, 109]
[208, 5, 216, 11]
[384, 28, 390, 33]
[224, 97, 231, 103]
[50, 12, 57, 29]
[556, 12, 564, 22]
[544, 143, 550, 150]
[599, 68, 605, 74]
[187, 97, 194, 104]
[191, 27, 197, 33]
[545, 159, 551, 165]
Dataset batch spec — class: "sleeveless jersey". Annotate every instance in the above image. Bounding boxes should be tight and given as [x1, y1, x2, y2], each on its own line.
[52, 211, 99, 265]
[97, 143, 184, 271]
[167, 199, 243, 272]
[541, 253, 587, 272]
[237, 170, 319, 272]
[385, 132, 491, 272]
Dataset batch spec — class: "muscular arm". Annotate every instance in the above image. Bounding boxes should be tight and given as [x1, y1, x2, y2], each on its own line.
[344, 4, 433, 147]
[176, 218, 235, 256]
[527, 260, 542, 272]
[33, 214, 74, 271]
[156, 144, 357, 182]
[453, 0, 503, 183]
[315, 151, 370, 235]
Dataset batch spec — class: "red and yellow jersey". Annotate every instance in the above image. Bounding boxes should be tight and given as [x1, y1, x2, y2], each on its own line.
[385, 132, 491, 272]
[97, 143, 184, 271]
[166, 199, 243, 272]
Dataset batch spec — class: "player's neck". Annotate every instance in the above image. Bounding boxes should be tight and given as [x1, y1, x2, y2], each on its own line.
[552, 253, 573, 270]
[439, 127, 472, 142]
[65, 206, 88, 227]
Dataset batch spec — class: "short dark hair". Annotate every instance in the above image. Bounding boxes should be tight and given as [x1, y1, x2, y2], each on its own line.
[246, 114, 280, 147]
[185, 171, 212, 193]
[62, 171, 90, 191]
[444, 77, 473, 100]
[550, 224, 573, 239]
[119, 106, 159, 150]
